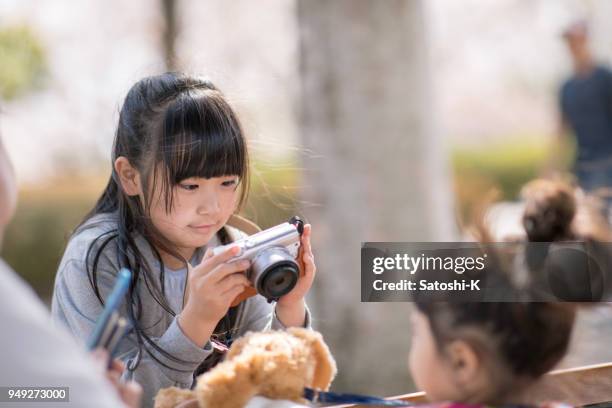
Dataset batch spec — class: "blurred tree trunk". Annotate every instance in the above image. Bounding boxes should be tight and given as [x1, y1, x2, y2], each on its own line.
[297, 0, 454, 395]
[161, 0, 177, 70]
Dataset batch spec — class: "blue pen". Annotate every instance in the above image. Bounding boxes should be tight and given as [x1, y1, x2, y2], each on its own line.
[87, 268, 132, 351]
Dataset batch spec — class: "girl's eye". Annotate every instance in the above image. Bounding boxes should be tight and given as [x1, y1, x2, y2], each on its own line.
[222, 179, 237, 187]
[180, 184, 199, 191]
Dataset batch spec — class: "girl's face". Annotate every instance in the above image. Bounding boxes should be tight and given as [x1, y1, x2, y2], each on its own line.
[408, 310, 464, 402]
[148, 174, 240, 254]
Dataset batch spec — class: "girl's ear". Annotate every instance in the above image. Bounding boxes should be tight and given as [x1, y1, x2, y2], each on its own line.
[446, 340, 481, 386]
[114, 157, 142, 196]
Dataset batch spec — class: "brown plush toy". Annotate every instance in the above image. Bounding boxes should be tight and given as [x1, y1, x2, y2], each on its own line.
[154, 328, 337, 408]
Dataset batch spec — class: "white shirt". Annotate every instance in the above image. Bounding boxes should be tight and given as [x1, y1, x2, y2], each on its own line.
[161, 234, 221, 315]
[245, 396, 309, 408]
[164, 267, 188, 315]
[0, 259, 126, 408]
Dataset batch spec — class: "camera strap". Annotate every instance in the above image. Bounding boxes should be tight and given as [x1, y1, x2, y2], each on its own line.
[303, 387, 412, 406]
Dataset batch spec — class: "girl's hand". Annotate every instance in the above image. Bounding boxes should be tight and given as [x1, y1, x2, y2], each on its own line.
[179, 246, 251, 346]
[276, 224, 316, 325]
[91, 349, 142, 408]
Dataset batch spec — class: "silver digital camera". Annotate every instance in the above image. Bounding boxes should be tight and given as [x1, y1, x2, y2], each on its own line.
[213, 216, 304, 302]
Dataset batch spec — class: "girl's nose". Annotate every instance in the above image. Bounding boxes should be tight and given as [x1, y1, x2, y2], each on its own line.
[196, 194, 220, 215]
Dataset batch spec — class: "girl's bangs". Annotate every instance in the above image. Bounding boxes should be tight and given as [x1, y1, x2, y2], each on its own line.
[158, 92, 247, 184]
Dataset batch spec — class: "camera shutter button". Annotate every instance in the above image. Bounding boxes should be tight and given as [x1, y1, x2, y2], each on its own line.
[245, 239, 256, 249]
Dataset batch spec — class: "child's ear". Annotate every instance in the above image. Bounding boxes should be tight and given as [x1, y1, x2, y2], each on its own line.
[446, 340, 480, 385]
[114, 157, 142, 196]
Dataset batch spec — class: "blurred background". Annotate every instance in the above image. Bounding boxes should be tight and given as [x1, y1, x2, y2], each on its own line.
[1, 0, 612, 398]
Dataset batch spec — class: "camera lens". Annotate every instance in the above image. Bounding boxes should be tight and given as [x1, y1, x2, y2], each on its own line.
[250, 247, 300, 301]
[259, 263, 299, 299]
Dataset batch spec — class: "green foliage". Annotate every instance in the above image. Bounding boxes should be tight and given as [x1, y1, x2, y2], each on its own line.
[242, 160, 300, 228]
[453, 140, 548, 199]
[2, 173, 105, 300]
[0, 24, 47, 100]
[452, 136, 573, 223]
[3, 196, 93, 301]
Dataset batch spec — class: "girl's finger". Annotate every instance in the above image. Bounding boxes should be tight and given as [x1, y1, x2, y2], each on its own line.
[302, 224, 311, 240]
[202, 245, 240, 265]
[203, 247, 215, 260]
[304, 240, 313, 258]
[308, 263, 317, 280]
[194, 245, 241, 276]
[207, 259, 251, 283]
[217, 272, 250, 293]
[106, 369, 121, 388]
[303, 251, 315, 267]
[221, 282, 249, 299]
[90, 348, 109, 370]
[120, 381, 143, 408]
[110, 358, 126, 375]
[91, 348, 107, 361]
[302, 259, 316, 280]
[302, 224, 312, 250]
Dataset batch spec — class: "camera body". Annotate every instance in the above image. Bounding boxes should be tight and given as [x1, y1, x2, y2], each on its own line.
[213, 216, 304, 302]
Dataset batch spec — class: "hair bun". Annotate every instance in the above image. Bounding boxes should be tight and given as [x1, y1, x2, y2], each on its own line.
[521, 179, 576, 242]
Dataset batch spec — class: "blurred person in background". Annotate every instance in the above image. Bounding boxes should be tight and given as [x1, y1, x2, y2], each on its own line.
[0, 128, 142, 408]
[556, 20, 612, 210]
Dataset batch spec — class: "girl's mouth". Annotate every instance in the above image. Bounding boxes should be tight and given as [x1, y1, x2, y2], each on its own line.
[189, 223, 217, 232]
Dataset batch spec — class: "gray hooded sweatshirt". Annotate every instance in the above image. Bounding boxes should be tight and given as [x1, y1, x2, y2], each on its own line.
[51, 213, 310, 408]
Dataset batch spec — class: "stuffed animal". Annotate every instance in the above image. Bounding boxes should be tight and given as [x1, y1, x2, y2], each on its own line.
[154, 328, 337, 408]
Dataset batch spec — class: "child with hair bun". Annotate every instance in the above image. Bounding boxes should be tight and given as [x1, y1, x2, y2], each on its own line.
[521, 179, 612, 301]
[407, 179, 607, 407]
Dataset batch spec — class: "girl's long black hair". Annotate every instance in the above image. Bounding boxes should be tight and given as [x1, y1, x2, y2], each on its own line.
[76, 72, 250, 373]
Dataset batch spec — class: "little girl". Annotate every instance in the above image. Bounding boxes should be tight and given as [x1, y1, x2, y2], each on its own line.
[51, 73, 316, 408]
[407, 182, 595, 407]
[410, 297, 575, 406]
